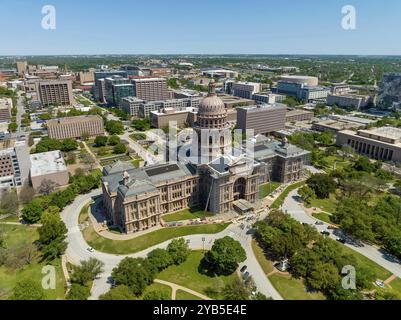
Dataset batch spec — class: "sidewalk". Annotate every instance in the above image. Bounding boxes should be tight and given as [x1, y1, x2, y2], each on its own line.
[154, 279, 212, 300]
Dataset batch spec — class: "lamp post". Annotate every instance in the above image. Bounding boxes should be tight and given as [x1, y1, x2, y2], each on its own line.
[202, 237, 206, 252]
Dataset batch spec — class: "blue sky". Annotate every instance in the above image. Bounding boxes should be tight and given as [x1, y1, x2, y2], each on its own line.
[1, 0, 401, 55]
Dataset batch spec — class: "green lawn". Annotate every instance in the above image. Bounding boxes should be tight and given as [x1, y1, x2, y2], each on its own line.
[175, 290, 203, 300]
[158, 251, 238, 300]
[0, 224, 66, 300]
[142, 282, 172, 299]
[308, 194, 338, 213]
[340, 245, 392, 281]
[0, 215, 20, 223]
[269, 274, 326, 300]
[312, 212, 335, 224]
[259, 182, 281, 199]
[82, 223, 230, 255]
[251, 239, 274, 275]
[389, 277, 401, 292]
[270, 181, 305, 209]
[162, 207, 214, 222]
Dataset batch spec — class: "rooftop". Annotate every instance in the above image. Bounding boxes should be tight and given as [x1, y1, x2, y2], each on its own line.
[30, 150, 67, 177]
[47, 115, 102, 126]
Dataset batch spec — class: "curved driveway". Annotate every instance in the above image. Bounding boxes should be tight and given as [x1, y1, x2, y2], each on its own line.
[282, 189, 401, 279]
[61, 189, 283, 300]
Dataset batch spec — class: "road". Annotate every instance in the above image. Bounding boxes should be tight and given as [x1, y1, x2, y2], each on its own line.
[282, 189, 401, 278]
[61, 190, 283, 300]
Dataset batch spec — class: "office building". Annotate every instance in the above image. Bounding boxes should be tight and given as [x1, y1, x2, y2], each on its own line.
[35, 80, 74, 106]
[104, 76, 134, 106]
[232, 82, 262, 99]
[236, 103, 287, 135]
[132, 78, 169, 101]
[16, 61, 28, 76]
[285, 109, 314, 122]
[253, 93, 286, 104]
[377, 73, 401, 110]
[29, 150, 69, 190]
[0, 146, 30, 189]
[277, 75, 329, 102]
[312, 119, 363, 133]
[327, 94, 372, 110]
[47, 115, 104, 140]
[78, 71, 95, 85]
[94, 70, 128, 102]
[336, 127, 401, 162]
[150, 107, 197, 129]
[0, 98, 12, 122]
[120, 97, 145, 117]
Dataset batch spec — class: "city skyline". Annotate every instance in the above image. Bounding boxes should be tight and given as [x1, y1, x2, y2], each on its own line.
[1, 0, 401, 55]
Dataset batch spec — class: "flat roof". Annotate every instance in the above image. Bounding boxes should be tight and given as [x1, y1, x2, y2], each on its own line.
[47, 115, 102, 126]
[359, 126, 401, 140]
[30, 150, 67, 177]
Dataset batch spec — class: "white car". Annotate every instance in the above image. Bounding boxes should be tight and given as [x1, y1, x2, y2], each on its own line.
[87, 247, 95, 253]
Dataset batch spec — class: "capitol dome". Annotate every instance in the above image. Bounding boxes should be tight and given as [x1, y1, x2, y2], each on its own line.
[197, 81, 228, 129]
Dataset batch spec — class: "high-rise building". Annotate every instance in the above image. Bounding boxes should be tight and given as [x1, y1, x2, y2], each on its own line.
[94, 70, 128, 102]
[47, 115, 104, 140]
[0, 146, 30, 189]
[132, 78, 169, 101]
[104, 76, 134, 106]
[0, 98, 12, 122]
[16, 60, 27, 76]
[236, 104, 287, 135]
[378, 73, 401, 110]
[35, 80, 74, 106]
[232, 82, 262, 99]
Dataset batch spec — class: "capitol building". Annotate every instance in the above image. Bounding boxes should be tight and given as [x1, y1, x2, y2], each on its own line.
[101, 82, 310, 233]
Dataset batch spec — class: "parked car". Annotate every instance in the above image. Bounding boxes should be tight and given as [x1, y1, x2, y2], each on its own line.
[240, 265, 248, 273]
[243, 271, 250, 279]
[336, 237, 346, 244]
[315, 221, 324, 226]
[321, 231, 330, 236]
[87, 247, 94, 252]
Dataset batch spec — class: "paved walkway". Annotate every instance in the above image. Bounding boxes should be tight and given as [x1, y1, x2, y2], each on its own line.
[0, 221, 42, 227]
[154, 279, 212, 300]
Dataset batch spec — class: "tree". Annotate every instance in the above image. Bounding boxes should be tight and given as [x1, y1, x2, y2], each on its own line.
[306, 262, 341, 292]
[81, 153, 96, 170]
[143, 290, 171, 300]
[38, 210, 67, 260]
[108, 135, 120, 146]
[147, 248, 173, 272]
[18, 183, 35, 204]
[113, 143, 127, 154]
[70, 258, 105, 285]
[9, 279, 45, 300]
[111, 257, 156, 296]
[353, 156, 376, 173]
[99, 285, 135, 300]
[167, 238, 189, 265]
[222, 278, 251, 300]
[94, 136, 108, 147]
[38, 179, 58, 195]
[8, 122, 18, 133]
[307, 174, 336, 199]
[105, 120, 124, 135]
[66, 284, 91, 300]
[62, 138, 78, 152]
[132, 118, 151, 131]
[204, 236, 246, 276]
[298, 185, 316, 205]
[21, 200, 44, 223]
[0, 190, 19, 215]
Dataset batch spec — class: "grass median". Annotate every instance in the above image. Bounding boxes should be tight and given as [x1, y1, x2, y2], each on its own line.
[270, 181, 305, 209]
[82, 223, 230, 255]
